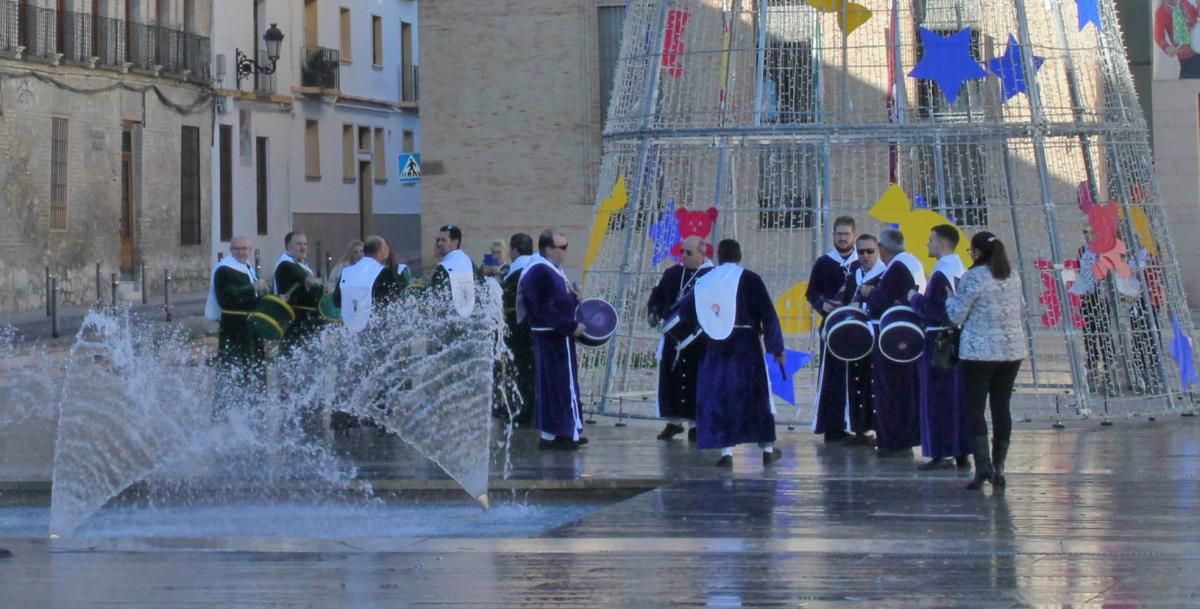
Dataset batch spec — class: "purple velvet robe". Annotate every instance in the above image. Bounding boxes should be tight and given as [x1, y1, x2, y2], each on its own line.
[865, 261, 922, 452]
[683, 269, 785, 449]
[909, 271, 968, 459]
[647, 264, 711, 421]
[519, 263, 583, 441]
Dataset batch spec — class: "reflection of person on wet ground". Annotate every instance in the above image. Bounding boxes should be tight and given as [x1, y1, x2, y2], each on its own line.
[646, 235, 713, 443]
[519, 228, 588, 450]
[678, 239, 785, 468]
[496, 233, 536, 426]
[206, 235, 269, 418]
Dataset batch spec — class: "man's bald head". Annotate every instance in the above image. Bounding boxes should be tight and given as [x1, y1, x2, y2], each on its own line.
[680, 235, 708, 270]
[229, 236, 252, 264]
[363, 235, 390, 263]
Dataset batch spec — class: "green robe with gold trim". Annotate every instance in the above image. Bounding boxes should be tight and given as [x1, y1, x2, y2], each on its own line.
[274, 258, 326, 356]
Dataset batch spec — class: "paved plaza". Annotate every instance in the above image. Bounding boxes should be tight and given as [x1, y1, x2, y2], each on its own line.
[1, 415, 1198, 608]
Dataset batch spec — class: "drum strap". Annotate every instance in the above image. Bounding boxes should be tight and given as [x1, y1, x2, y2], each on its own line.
[292, 305, 319, 312]
[221, 310, 251, 316]
[531, 327, 556, 333]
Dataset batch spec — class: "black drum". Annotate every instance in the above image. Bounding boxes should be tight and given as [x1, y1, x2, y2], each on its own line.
[660, 310, 704, 352]
[824, 306, 874, 362]
[878, 305, 925, 363]
[575, 298, 619, 348]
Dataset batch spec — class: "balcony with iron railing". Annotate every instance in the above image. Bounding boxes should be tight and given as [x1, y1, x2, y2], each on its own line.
[299, 46, 339, 93]
[0, 1, 210, 83]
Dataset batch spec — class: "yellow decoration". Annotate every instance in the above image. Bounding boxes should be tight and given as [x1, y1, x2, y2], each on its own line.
[806, 0, 873, 36]
[868, 184, 971, 277]
[776, 281, 815, 335]
[583, 175, 629, 280]
[1128, 205, 1159, 256]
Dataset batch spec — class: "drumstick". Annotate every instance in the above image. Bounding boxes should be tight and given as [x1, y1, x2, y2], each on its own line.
[777, 359, 788, 381]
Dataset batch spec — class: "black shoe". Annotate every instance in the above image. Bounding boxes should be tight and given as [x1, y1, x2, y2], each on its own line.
[657, 423, 685, 440]
[688, 427, 697, 442]
[823, 430, 850, 443]
[762, 449, 783, 466]
[917, 458, 954, 471]
[574, 436, 589, 446]
[539, 437, 578, 451]
[991, 473, 1007, 487]
[954, 454, 970, 468]
[716, 455, 733, 467]
[965, 473, 991, 490]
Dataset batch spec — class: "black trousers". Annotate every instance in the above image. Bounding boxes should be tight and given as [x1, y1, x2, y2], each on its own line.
[960, 359, 1022, 442]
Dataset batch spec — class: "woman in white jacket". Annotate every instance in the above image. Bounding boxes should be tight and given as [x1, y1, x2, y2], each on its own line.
[945, 232, 1028, 491]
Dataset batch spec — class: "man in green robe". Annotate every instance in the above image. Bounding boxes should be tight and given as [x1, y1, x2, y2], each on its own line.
[205, 235, 269, 416]
[273, 231, 326, 358]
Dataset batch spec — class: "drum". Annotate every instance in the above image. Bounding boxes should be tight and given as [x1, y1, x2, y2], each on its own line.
[823, 306, 874, 362]
[318, 293, 342, 322]
[247, 295, 296, 341]
[660, 310, 704, 352]
[878, 305, 925, 363]
[574, 298, 619, 348]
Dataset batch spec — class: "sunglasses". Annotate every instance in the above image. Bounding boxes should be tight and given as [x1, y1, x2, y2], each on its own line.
[857, 248, 876, 255]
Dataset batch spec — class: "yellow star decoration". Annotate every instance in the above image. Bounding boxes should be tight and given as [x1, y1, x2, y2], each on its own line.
[806, 0, 873, 36]
[775, 281, 815, 335]
[869, 184, 971, 278]
[582, 174, 629, 280]
[1127, 206, 1159, 256]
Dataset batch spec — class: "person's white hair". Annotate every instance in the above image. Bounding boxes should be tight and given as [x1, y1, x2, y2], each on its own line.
[879, 229, 905, 252]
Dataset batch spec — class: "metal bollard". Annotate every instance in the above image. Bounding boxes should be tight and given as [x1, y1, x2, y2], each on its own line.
[111, 273, 119, 309]
[254, 249, 261, 278]
[95, 262, 103, 306]
[164, 269, 173, 322]
[49, 276, 59, 339]
[140, 262, 147, 305]
[325, 254, 333, 280]
[45, 266, 51, 317]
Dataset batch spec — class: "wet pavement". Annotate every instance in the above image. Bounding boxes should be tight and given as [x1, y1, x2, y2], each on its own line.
[1, 417, 1198, 607]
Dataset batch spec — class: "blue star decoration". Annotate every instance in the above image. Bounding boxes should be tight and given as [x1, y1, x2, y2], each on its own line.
[1169, 314, 1198, 389]
[908, 27, 988, 105]
[765, 349, 814, 405]
[1076, 0, 1102, 32]
[987, 34, 1046, 102]
[914, 194, 929, 209]
[648, 199, 681, 267]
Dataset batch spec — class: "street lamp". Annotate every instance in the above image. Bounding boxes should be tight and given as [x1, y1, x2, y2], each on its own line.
[235, 23, 285, 88]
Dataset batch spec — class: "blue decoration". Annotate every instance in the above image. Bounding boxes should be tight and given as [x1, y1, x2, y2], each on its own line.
[1170, 314, 1199, 389]
[908, 28, 988, 105]
[988, 34, 1046, 102]
[1076, 0, 1102, 32]
[765, 349, 814, 405]
[914, 194, 929, 209]
[649, 199, 681, 267]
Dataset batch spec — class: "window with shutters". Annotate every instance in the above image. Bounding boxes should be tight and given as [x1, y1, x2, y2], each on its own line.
[256, 137, 269, 236]
[220, 124, 233, 242]
[180, 126, 201, 245]
[50, 117, 69, 231]
[373, 127, 386, 182]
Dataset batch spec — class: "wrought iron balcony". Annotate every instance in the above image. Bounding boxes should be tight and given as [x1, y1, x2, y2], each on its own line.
[0, 1, 210, 83]
[300, 46, 339, 91]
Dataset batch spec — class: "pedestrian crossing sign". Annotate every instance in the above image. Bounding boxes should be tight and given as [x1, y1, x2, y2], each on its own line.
[398, 154, 421, 183]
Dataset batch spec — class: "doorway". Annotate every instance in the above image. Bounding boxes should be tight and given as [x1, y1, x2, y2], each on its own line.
[358, 161, 373, 238]
[120, 121, 138, 275]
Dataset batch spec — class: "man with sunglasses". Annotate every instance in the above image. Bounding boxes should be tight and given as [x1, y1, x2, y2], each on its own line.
[824, 234, 884, 446]
[646, 235, 714, 442]
[807, 216, 859, 443]
[518, 229, 589, 449]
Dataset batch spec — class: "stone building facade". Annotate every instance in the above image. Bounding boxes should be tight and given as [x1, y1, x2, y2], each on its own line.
[210, 0, 420, 276]
[0, 0, 214, 312]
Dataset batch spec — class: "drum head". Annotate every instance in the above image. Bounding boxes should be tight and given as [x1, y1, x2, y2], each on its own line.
[826, 318, 874, 362]
[575, 298, 618, 348]
[318, 293, 342, 322]
[878, 322, 924, 363]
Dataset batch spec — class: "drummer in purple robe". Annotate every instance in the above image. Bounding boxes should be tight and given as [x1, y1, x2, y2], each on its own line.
[518, 228, 588, 450]
[908, 225, 970, 470]
[860, 229, 926, 456]
[646, 235, 714, 442]
[826, 234, 884, 445]
[681, 239, 786, 467]
[807, 216, 859, 443]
